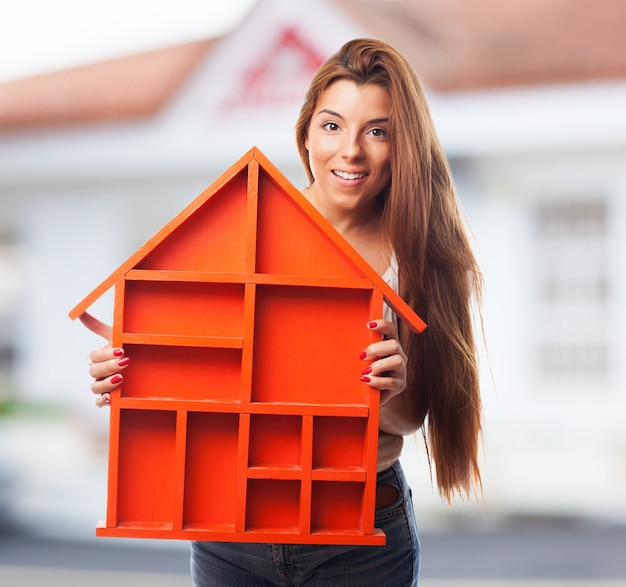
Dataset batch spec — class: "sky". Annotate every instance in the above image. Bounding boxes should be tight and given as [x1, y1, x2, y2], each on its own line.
[0, 0, 257, 83]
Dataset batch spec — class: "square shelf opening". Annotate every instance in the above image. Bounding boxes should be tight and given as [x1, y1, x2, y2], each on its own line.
[246, 480, 301, 530]
[311, 481, 364, 532]
[313, 417, 367, 470]
[252, 286, 371, 404]
[248, 415, 302, 468]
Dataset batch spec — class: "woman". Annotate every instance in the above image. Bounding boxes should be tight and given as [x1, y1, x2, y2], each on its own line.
[85, 38, 483, 586]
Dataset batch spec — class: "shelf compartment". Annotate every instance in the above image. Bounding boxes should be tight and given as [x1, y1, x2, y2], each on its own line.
[252, 285, 372, 404]
[184, 412, 240, 527]
[136, 172, 249, 273]
[123, 281, 245, 338]
[248, 414, 302, 468]
[311, 481, 365, 533]
[255, 169, 365, 279]
[115, 410, 177, 526]
[121, 345, 242, 401]
[245, 479, 301, 530]
[313, 416, 367, 470]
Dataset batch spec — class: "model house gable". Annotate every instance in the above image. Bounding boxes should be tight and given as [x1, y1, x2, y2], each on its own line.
[70, 147, 426, 332]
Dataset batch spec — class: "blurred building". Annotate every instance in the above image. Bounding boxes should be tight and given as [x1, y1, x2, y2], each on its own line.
[0, 0, 625, 523]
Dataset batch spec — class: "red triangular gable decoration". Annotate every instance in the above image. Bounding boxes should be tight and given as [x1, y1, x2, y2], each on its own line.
[223, 26, 325, 110]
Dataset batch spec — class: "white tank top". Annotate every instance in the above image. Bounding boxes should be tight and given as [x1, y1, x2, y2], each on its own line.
[382, 255, 399, 325]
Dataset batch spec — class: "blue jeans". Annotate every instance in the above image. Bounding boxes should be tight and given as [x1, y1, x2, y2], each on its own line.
[190, 460, 420, 586]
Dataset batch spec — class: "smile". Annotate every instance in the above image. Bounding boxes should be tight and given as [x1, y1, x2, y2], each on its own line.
[333, 170, 367, 180]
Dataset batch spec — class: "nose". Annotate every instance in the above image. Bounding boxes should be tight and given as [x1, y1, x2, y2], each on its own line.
[340, 131, 364, 160]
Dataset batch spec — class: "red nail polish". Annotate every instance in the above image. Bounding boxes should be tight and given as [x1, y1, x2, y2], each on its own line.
[113, 349, 124, 357]
[360, 376, 371, 383]
[368, 321, 377, 329]
[111, 375, 123, 384]
[359, 351, 367, 360]
[361, 366, 372, 375]
[103, 395, 110, 403]
[117, 357, 130, 367]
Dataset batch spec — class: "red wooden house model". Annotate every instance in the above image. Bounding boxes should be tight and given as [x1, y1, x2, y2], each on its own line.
[69, 147, 426, 545]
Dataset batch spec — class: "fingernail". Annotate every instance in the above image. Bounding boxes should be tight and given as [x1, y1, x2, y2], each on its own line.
[117, 357, 130, 367]
[361, 366, 372, 375]
[360, 376, 371, 383]
[113, 349, 124, 357]
[368, 321, 378, 329]
[111, 375, 123, 384]
[359, 351, 367, 360]
[103, 395, 110, 404]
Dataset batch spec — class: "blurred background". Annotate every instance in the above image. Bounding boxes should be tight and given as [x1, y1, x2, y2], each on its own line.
[1, 0, 625, 584]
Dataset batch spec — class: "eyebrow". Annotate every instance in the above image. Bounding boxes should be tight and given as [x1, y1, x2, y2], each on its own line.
[316, 108, 389, 125]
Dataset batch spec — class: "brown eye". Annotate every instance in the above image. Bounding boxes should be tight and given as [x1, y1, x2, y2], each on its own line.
[369, 127, 387, 138]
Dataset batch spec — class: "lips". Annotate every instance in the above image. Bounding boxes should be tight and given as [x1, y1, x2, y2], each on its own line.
[333, 170, 367, 180]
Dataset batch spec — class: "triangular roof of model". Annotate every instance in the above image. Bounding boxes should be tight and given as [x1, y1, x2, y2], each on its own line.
[69, 147, 426, 333]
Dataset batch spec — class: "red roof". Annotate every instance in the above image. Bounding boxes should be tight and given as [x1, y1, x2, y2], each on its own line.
[0, 39, 216, 130]
[336, 0, 626, 91]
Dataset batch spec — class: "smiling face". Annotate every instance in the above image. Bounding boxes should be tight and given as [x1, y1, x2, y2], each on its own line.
[303, 80, 392, 226]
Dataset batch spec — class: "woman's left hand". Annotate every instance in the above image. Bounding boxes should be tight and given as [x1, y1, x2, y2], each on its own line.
[359, 319, 407, 405]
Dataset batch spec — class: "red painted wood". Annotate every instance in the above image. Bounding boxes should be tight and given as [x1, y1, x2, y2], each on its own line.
[71, 148, 427, 545]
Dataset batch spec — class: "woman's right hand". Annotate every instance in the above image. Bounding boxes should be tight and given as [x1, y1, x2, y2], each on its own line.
[88, 344, 130, 407]
[80, 312, 129, 408]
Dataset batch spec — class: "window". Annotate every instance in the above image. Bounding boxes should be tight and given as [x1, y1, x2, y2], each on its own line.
[532, 198, 609, 382]
[0, 231, 20, 394]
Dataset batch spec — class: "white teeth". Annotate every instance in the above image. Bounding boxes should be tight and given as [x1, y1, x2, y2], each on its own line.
[333, 170, 366, 180]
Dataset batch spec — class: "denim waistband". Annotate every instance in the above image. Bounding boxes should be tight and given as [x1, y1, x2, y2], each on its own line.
[376, 459, 403, 487]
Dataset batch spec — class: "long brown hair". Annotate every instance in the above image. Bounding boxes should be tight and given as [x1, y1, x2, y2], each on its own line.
[295, 38, 483, 502]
